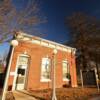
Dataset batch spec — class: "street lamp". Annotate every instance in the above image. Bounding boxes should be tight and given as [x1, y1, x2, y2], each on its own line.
[2, 39, 18, 100]
[52, 49, 57, 100]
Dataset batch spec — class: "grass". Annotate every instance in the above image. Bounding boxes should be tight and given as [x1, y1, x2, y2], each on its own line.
[1, 87, 100, 100]
[28, 87, 100, 100]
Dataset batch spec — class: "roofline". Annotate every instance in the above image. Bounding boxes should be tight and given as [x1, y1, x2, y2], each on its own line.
[16, 31, 76, 52]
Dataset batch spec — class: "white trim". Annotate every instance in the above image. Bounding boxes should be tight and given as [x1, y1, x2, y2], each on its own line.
[56, 45, 62, 50]
[62, 60, 68, 63]
[12, 55, 19, 90]
[41, 41, 49, 46]
[22, 37, 30, 41]
[40, 79, 51, 82]
[72, 85, 78, 87]
[49, 43, 56, 48]
[16, 32, 76, 53]
[32, 39, 41, 44]
[62, 60, 70, 81]
[40, 57, 51, 82]
[18, 54, 30, 57]
[62, 48, 68, 52]
[10, 72, 15, 76]
[63, 78, 70, 81]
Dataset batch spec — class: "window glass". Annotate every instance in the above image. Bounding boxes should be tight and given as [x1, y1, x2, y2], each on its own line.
[18, 56, 29, 65]
[62, 61, 70, 80]
[41, 58, 51, 81]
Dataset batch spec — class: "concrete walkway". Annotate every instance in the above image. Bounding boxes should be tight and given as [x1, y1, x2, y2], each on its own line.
[13, 91, 37, 100]
[89, 96, 100, 100]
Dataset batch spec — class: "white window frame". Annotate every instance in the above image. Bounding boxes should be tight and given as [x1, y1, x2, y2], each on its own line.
[12, 54, 29, 90]
[62, 60, 70, 81]
[40, 57, 51, 82]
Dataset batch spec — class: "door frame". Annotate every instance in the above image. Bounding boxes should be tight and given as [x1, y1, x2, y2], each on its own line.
[12, 54, 30, 90]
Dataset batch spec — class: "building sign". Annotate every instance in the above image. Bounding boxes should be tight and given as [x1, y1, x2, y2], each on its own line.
[10, 72, 15, 76]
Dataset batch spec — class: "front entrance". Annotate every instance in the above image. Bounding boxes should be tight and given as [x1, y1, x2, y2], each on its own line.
[15, 55, 29, 90]
[16, 66, 27, 90]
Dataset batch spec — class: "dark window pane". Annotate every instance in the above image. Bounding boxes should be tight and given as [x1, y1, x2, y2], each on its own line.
[17, 68, 25, 75]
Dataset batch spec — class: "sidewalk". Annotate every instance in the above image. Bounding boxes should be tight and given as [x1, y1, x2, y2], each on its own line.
[89, 96, 100, 100]
[13, 91, 37, 100]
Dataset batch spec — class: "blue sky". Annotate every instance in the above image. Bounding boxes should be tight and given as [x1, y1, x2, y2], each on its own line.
[0, 0, 100, 57]
[40, 0, 100, 42]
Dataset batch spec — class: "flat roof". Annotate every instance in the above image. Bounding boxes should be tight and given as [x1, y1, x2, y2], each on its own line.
[16, 31, 76, 53]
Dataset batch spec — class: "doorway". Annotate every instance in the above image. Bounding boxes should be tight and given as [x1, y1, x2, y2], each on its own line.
[15, 55, 29, 90]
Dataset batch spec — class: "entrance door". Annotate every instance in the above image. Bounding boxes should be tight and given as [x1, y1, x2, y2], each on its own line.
[15, 56, 29, 90]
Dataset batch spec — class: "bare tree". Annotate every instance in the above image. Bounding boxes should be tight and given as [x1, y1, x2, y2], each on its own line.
[0, 0, 46, 43]
[65, 12, 100, 70]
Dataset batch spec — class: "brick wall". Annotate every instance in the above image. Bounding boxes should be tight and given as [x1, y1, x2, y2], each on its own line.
[8, 41, 77, 90]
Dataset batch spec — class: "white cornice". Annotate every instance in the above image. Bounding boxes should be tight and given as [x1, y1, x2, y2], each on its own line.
[16, 31, 76, 53]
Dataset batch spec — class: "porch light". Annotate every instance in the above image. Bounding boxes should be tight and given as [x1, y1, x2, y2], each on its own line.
[10, 39, 19, 47]
[2, 39, 18, 100]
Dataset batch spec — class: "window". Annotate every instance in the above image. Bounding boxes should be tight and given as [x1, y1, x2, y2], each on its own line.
[62, 61, 70, 81]
[18, 56, 29, 66]
[41, 58, 51, 82]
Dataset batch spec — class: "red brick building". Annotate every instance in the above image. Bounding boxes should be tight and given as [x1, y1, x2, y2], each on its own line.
[8, 32, 77, 91]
